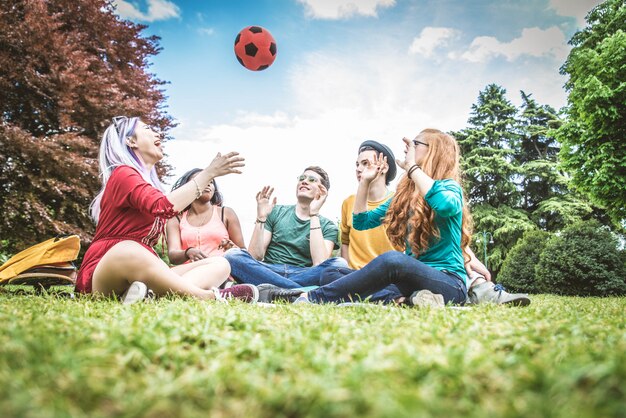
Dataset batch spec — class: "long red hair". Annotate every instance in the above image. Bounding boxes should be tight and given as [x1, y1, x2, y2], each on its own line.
[383, 129, 473, 264]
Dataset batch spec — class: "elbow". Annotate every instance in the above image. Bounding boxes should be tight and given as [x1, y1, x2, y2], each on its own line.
[433, 204, 462, 218]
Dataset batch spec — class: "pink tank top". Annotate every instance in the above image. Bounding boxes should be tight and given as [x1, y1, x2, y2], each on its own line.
[179, 206, 229, 257]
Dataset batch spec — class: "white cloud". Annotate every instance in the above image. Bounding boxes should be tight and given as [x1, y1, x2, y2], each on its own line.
[164, 34, 570, 242]
[113, 0, 180, 22]
[409, 27, 460, 57]
[198, 27, 215, 36]
[165, 48, 486, 240]
[461, 27, 569, 63]
[548, 0, 602, 26]
[232, 111, 293, 127]
[297, 0, 396, 19]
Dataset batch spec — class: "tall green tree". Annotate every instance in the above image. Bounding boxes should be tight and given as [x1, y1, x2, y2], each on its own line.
[454, 84, 528, 274]
[0, 0, 173, 254]
[456, 84, 520, 208]
[555, 0, 626, 229]
[517, 92, 592, 230]
[454, 85, 598, 276]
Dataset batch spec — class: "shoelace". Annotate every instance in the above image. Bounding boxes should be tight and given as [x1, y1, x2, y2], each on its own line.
[493, 283, 506, 292]
[211, 287, 228, 303]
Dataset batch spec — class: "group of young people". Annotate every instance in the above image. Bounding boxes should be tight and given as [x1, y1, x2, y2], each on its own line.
[75, 116, 531, 307]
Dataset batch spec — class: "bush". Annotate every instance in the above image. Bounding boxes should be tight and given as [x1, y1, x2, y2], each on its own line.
[498, 229, 552, 293]
[535, 220, 626, 296]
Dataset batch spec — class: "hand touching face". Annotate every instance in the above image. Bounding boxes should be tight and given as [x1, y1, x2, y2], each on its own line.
[359, 152, 387, 185]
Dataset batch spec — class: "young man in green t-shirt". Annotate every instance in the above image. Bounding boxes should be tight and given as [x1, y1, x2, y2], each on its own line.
[224, 165, 348, 288]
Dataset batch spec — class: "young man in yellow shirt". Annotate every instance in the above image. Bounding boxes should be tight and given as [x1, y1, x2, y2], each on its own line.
[319, 140, 403, 303]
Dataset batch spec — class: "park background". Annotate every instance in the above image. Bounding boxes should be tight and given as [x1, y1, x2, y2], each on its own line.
[1, 0, 624, 289]
[0, 1, 625, 416]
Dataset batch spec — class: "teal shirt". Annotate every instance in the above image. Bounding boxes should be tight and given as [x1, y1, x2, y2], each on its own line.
[353, 179, 468, 283]
[264, 205, 340, 267]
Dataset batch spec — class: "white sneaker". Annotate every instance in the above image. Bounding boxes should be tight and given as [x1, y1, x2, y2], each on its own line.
[468, 282, 531, 306]
[121, 281, 148, 305]
[409, 289, 445, 308]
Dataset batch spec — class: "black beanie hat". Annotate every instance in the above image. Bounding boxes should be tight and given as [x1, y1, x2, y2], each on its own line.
[358, 140, 397, 184]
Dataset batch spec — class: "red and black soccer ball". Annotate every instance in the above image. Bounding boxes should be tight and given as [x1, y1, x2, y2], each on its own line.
[234, 26, 277, 71]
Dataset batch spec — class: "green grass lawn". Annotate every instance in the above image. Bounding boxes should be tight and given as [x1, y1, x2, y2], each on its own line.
[0, 291, 624, 418]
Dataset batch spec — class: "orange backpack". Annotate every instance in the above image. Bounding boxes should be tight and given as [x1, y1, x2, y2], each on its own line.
[0, 235, 81, 283]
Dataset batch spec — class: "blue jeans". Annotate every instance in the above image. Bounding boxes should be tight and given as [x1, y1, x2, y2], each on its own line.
[308, 251, 467, 304]
[320, 266, 403, 304]
[224, 248, 349, 288]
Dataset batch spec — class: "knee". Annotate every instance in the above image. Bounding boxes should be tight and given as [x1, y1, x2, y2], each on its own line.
[211, 256, 231, 273]
[216, 257, 231, 278]
[224, 248, 245, 262]
[378, 251, 406, 269]
[326, 257, 349, 269]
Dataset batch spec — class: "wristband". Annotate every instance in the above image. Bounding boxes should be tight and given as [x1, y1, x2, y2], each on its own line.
[255, 218, 266, 224]
[407, 164, 421, 178]
[310, 214, 319, 217]
[184, 247, 194, 259]
[310, 226, 321, 230]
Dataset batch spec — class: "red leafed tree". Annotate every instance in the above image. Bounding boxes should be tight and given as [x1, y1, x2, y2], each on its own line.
[0, 0, 174, 255]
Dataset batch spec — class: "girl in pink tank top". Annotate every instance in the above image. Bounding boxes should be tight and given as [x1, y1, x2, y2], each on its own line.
[179, 206, 228, 257]
[166, 169, 246, 265]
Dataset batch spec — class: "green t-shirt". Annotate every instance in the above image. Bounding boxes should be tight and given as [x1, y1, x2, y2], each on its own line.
[264, 205, 339, 267]
[353, 179, 468, 283]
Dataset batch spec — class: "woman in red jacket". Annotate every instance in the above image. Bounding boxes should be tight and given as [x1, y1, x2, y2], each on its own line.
[75, 116, 257, 303]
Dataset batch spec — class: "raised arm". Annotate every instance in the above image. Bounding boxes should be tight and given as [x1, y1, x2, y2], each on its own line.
[308, 184, 335, 265]
[354, 152, 387, 214]
[247, 186, 276, 260]
[167, 152, 244, 212]
[397, 137, 434, 196]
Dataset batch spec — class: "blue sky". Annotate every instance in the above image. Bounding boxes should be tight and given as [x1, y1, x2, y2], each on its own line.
[114, 0, 601, 240]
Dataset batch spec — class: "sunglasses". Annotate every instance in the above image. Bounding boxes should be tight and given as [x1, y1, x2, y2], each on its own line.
[413, 139, 429, 147]
[297, 175, 320, 183]
[112, 115, 127, 125]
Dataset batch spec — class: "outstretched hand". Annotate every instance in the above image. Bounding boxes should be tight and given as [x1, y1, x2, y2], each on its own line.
[207, 151, 245, 178]
[256, 186, 276, 220]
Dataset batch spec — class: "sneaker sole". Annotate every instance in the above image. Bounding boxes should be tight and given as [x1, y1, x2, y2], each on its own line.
[411, 290, 445, 308]
[502, 296, 531, 307]
[248, 284, 260, 303]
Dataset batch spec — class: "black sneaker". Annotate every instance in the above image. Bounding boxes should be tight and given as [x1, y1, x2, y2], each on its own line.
[257, 283, 303, 303]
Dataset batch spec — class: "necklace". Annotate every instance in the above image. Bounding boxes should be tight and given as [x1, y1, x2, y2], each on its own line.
[188, 205, 213, 228]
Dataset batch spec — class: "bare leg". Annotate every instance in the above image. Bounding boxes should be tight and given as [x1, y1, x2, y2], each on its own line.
[91, 241, 216, 300]
[170, 257, 231, 289]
